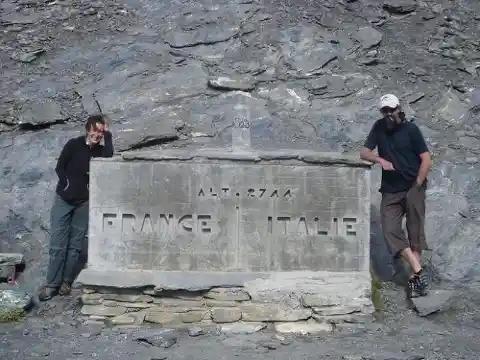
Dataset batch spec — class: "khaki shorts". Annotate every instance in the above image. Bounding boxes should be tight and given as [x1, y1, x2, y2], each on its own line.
[380, 184, 427, 258]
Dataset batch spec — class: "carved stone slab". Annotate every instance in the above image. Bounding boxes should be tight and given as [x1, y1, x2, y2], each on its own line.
[87, 151, 371, 273]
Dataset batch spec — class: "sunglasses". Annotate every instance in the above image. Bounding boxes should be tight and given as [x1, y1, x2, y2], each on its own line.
[380, 106, 398, 115]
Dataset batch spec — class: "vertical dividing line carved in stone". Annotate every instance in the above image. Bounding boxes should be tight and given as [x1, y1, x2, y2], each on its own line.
[333, 217, 339, 237]
[266, 215, 272, 271]
[269, 166, 276, 271]
[235, 205, 241, 270]
[148, 164, 155, 268]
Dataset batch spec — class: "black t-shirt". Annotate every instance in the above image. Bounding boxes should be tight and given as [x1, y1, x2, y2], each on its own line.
[364, 119, 429, 193]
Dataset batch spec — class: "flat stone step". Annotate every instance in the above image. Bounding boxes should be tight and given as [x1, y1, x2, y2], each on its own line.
[411, 289, 455, 317]
[0, 253, 24, 266]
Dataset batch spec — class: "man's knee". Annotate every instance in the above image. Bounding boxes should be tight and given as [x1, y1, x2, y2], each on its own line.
[49, 246, 67, 258]
[69, 224, 87, 246]
[382, 220, 408, 257]
[410, 246, 422, 256]
[393, 246, 411, 260]
[49, 222, 71, 248]
[382, 220, 404, 240]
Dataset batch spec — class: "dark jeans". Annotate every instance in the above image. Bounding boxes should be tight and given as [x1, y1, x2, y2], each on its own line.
[45, 195, 89, 288]
[380, 184, 427, 259]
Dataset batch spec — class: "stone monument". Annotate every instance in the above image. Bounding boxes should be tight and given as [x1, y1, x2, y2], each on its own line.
[77, 93, 375, 333]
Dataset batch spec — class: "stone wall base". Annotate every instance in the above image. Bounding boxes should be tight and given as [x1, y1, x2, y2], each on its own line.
[77, 270, 375, 335]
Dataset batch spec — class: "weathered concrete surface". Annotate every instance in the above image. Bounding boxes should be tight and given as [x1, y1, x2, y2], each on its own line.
[243, 271, 372, 308]
[87, 151, 371, 273]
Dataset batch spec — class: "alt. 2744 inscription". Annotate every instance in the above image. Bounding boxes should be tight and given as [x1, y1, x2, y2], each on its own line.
[102, 211, 357, 237]
[197, 187, 293, 198]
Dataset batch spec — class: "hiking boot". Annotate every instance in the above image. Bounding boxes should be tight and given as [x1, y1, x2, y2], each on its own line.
[58, 281, 72, 296]
[407, 269, 429, 298]
[416, 268, 429, 296]
[38, 286, 57, 302]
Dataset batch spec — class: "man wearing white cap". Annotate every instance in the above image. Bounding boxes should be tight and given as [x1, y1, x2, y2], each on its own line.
[360, 94, 432, 298]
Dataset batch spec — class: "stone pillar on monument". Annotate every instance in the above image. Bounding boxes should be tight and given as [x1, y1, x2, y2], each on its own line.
[231, 99, 252, 152]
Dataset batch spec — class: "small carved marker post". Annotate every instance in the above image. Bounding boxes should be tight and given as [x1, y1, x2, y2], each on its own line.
[231, 100, 251, 151]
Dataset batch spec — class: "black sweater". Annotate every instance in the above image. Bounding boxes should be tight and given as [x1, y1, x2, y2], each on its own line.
[55, 132, 114, 205]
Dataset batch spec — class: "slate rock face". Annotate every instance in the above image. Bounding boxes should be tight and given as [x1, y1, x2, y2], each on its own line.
[0, 0, 479, 294]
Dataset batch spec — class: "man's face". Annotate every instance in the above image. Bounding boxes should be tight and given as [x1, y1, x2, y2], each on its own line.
[380, 106, 401, 123]
[87, 122, 105, 144]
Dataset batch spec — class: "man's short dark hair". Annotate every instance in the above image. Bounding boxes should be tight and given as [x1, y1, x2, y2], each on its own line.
[85, 114, 106, 131]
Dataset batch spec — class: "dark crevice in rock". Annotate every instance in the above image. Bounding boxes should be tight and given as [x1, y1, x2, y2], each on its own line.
[164, 8, 261, 49]
[164, 26, 255, 49]
[17, 119, 67, 131]
[94, 98, 102, 114]
[117, 133, 180, 152]
[166, 38, 232, 49]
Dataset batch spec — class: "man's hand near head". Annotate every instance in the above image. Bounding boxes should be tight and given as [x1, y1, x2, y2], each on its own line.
[102, 115, 110, 133]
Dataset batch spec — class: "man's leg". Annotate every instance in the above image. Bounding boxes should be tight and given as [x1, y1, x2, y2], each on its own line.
[381, 193, 422, 280]
[39, 195, 74, 301]
[59, 201, 89, 296]
[405, 184, 429, 296]
[401, 249, 421, 272]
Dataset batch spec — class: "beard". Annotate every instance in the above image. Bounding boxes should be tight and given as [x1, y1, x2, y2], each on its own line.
[385, 116, 396, 129]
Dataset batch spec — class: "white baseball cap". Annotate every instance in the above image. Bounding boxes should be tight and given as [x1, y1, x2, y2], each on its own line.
[379, 94, 400, 109]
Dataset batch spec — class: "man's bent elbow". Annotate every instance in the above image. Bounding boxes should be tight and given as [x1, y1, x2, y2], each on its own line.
[359, 147, 371, 161]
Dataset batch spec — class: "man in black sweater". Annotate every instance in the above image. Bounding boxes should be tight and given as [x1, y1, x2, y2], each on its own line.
[38, 115, 114, 301]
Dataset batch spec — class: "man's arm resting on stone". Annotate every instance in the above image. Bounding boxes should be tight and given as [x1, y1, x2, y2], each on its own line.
[416, 151, 431, 185]
[359, 147, 382, 164]
[102, 131, 114, 157]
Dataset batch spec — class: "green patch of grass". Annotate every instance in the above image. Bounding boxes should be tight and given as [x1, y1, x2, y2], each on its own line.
[0, 307, 26, 323]
[370, 267, 385, 313]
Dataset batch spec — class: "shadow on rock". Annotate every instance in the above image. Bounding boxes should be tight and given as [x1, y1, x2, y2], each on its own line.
[369, 204, 394, 282]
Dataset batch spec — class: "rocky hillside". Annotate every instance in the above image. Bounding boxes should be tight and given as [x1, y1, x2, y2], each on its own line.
[0, 0, 479, 292]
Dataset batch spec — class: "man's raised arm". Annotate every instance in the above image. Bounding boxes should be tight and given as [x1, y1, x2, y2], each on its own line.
[102, 130, 114, 158]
